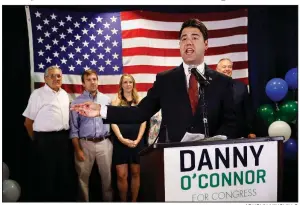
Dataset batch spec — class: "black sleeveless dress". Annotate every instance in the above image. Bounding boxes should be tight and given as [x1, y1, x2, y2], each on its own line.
[112, 101, 144, 165]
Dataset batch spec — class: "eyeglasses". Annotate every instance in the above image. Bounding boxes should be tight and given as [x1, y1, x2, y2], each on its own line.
[47, 74, 62, 79]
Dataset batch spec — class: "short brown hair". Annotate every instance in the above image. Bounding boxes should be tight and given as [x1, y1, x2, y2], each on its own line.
[179, 18, 208, 41]
[81, 69, 98, 83]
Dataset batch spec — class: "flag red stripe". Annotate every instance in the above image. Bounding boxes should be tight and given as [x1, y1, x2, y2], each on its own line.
[124, 61, 248, 74]
[122, 44, 248, 57]
[236, 77, 249, 85]
[121, 9, 247, 22]
[123, 62, 248, 74]
[122, 26, 247, 40]
[34, 83, 153, 94]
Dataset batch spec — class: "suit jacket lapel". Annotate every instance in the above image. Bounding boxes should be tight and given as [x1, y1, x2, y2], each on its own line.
[174, 64, 194, 118]
[201, 64, 217, 120]
[203, 64, 216, 94]
[204, 64, 215, 82]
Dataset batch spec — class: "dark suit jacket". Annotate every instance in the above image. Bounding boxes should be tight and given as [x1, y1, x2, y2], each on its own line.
[233, 79, 254, 137]
[105, 64, 237, 142]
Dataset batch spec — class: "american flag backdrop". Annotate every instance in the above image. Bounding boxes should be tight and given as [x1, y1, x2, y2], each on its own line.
[25, 6, 248, 101]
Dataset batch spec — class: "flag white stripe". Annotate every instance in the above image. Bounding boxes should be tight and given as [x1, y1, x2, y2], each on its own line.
[33, 68, 248, 85]
[231, 68, 249, 79]
[208, 35, 247, 48]
[121, 17, 247, 31]
[68, 92, 148, 102]
[122, 35, 247, 49]
[123, 52, 248, 67]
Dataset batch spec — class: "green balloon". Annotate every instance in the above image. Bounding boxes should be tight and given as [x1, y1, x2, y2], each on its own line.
[257, 104, 275, 126]
[277, 101, 298, 123]
[275, 115, 289, 122]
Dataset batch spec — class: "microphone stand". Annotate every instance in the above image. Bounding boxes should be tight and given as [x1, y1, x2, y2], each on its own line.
[189, 67, 210, 139]
[150, 124, 169, 148]
[198, 80, 210, 139]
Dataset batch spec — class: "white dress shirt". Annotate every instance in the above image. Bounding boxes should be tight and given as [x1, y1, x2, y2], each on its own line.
[23, 84, 70, 132]
[182, 61, 205, 88]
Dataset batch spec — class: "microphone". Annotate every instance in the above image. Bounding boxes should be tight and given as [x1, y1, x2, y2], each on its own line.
[190, 67, 210, 85]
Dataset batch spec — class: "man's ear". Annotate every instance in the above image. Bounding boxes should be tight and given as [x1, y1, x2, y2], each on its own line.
[204, 40, 208, 51]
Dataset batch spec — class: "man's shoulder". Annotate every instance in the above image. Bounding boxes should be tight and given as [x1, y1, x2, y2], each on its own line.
[208, 67, 232, 82]
[97, 92, 110, 99]
[59, 88, 71, 101]
[234, 79, 246, 86]
[60, 88, 69, 95]
[97, 92, 112, 102]
[34, 86, 46, 93]
[30, 86, 45, 98]
[157, 65, 182, 78]
[71, 93, 87, 105]
[234, 79, 248, 91]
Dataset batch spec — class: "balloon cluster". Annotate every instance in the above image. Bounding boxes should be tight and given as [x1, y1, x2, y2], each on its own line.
[257, 68, 298, 159]
[2, 162, 21, 202]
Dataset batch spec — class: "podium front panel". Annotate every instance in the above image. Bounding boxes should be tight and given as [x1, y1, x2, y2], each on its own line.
[164, 140, 279, 202]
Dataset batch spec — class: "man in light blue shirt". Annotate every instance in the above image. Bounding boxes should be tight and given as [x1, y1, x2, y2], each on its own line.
[69, 69, 112, 202]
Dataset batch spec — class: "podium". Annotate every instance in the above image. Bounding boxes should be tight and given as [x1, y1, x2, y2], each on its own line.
[139, 137, 284, 202]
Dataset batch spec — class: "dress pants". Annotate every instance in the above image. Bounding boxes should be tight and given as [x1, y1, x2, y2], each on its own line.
[75, 138, 113, 202]
[33, 130, 77, 202]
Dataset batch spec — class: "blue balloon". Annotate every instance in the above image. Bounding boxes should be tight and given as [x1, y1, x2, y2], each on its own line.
[284, 138, 298, 160]
[265, 78, 288, 102]
[285, 68, 298, 90]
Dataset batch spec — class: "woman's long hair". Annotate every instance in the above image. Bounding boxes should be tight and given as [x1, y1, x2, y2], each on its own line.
[117, 74, 139, 106]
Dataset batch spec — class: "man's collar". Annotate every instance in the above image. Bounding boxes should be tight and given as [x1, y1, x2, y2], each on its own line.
[44, 83, 61, 93]
[83, 90, 99, 98]
[182, 61, 205, 76]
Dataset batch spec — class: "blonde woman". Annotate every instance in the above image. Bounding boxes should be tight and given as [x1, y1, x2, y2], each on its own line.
[111, 74, 146, 202]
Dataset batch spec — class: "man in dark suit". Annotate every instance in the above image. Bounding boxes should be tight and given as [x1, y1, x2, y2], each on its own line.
[216, 58, 256, 138]
[71, 19, 237, 142]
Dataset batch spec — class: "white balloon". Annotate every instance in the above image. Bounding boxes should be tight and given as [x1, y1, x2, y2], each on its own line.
[2, 179, 21, 202]
[2, 162, 9, 181]
[268, 121, 291, 142]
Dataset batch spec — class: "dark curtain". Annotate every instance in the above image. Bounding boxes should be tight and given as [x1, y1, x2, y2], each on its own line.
[2, 5, 298, 202]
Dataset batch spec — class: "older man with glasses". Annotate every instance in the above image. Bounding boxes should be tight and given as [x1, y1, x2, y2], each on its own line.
[23, 65, 76, 202]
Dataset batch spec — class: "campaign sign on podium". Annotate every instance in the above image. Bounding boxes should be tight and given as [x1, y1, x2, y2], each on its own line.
[164, 141, 278, 202]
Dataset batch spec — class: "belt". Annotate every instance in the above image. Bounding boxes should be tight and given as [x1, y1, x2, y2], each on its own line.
[80, 136, 109, 142]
